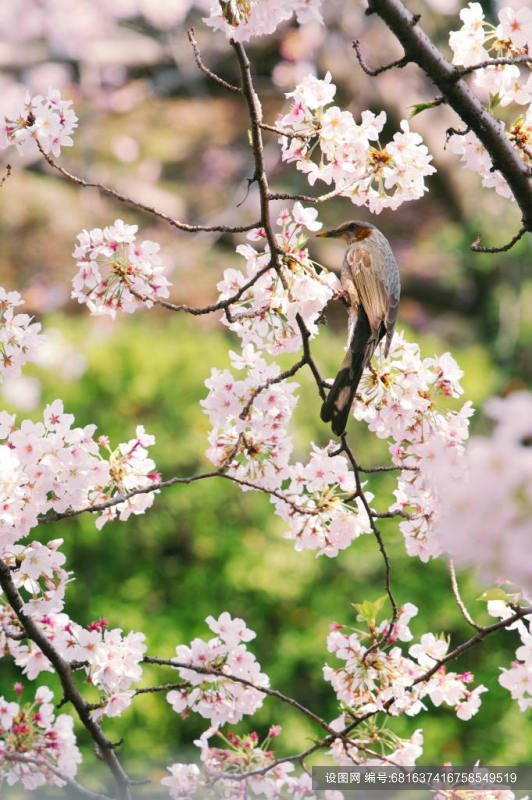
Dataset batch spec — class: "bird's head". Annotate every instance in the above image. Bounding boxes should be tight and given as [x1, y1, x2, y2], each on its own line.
[316, 220, 376, 244]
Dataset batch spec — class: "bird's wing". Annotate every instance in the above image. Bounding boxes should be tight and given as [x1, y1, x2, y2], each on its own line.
[344, 244, 389, 337]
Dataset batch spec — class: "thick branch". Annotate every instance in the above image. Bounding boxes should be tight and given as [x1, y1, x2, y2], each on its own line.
[365, 0, 532, 232]
[0, 559, 131, 800]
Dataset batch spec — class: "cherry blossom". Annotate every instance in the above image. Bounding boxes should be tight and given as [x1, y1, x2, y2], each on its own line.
[166, 613, 269, 728]
[0, 685, 81, 790]
[324, 604, 486, 720]
[0, 399, 159, 549]
[0, 289, 44, 382]
[271, 444, 373, 556]
[203, 350, 298, 489]
[448, 4, 532, 191]
[162, 728, 342, 799]
[203, 0, 323, 43]
[72, 219, 171, 318]
[0, 89, 77, 157]
[216, 205, 339, 355]
[349, 331, 472, 561]
[276, 76, 436, 213]
[90, 425, 160, 529]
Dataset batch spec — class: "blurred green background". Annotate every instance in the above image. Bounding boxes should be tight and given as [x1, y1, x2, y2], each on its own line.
[0, 0, 531, 796]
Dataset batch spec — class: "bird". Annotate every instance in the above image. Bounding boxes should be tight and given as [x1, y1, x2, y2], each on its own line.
[317, 220, 400, 436]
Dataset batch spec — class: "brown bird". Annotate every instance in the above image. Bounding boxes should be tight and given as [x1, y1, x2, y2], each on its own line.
[317, 221, 400, 436]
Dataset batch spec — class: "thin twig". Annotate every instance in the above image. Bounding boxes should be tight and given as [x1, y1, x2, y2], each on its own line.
[352, 38, 410, 75]
[37, 143, 256, 235]
[144, 657, 335, 734]
[471, 224, 526, 253]
[453, 54, 532, 80]
[340, 436, 399, 652]
[449, 559, 484, 632]
[152, 262, 274, 315]
[187, 28, 242, 94]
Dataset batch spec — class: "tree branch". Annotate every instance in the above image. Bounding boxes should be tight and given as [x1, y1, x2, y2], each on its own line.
[471, 224, 526, 253]
[352, 37, 410, 75]
[187, 28, 242, 94]
[364, 0, 532, 234]
[37, 143, 257, 235]
[0, 559, 132, 800]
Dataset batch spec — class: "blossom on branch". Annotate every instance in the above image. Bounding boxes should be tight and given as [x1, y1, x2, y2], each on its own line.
[0, 89, 77, 158]
[0, 685, 81, 790]
[272, 444, 372, 557]
[72, 219, 171, 317]
[203, 350, 298, 489]
[352, 332, 473, 561]
[166, 612, 269, 727]
[204, 0, 323, 42]
[276, 74, 436, 213]
[0, 289, 43, 382]
[324, 604, 487, 721]
[489, 601, 531, 713]
[217, 204, 339, 355]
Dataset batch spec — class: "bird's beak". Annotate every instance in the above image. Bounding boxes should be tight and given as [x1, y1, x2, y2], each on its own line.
[316, 229, 333, 238]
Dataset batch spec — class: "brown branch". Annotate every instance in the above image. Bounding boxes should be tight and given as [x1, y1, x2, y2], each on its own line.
[259, 123, 311, 140]
[38, 469, 328, 525]
[231, 39, 282, 274]
[0, 559, 132, 800]
[187, 28, 242, 94]
[239, 356, 306, 419]
[144, 657, 334, 734]
[152, 262, 274, 315]
[365, 0, 532, 232]
[37, 143, 257, 235]
[471, 224, 527, 252]
[352, 37, 410, 75]
[453, 54, 532, 80]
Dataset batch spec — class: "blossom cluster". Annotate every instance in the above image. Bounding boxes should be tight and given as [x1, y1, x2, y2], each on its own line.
[272, 444, 372, 557]
[433, 391, 532, 592]
[72, 219, 171, 317]
[0, 289, 43, 382]
[0, 89, 77, 157]
[204, 0, 323, 43]
[324, 603, 487, 721]
[0, 685, 81, 791]
[489, 600, 531, 712]
[276, 73, 436, 213]
[203, 345, 371, 556]
[217, 204, 339, 355]
[448, 4, 532, 196]
[0, 399, 158, 559]
[350, 332, 473, 562]
[0, 608, 146, 719]
[162, 727, 342, 800]
[166, 612, 269, 728]
[203, 349, 298, 490]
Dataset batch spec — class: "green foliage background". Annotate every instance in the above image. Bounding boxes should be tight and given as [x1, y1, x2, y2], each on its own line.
[3, 308, 530, 795]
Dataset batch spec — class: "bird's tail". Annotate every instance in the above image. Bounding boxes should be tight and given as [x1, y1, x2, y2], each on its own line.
[320, 308, 374, 436]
